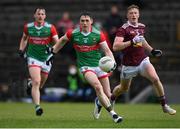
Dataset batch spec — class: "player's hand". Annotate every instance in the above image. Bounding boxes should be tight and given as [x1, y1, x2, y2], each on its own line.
[151, 49, 162, 57]
[46, 53, 54, 65]
[108, 62, 117, 73]
[46, 47, 55, 65]
[131, 35, 145, 47]
[18, 50, 27, 59]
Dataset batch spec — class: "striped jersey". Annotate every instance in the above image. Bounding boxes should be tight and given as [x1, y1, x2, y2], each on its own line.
[24, 21, 58, 61]
[66, 26, 106, 68]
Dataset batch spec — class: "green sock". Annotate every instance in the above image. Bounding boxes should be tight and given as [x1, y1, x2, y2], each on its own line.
[35, 105, 40, 111]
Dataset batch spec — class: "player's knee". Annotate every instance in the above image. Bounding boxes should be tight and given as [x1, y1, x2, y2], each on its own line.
[32, 79, 41, 87]
[152, 77, 160, 85]
[93, 82, 103, 93]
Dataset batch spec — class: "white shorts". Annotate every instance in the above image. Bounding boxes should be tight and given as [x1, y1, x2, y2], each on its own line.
[121, 57, 151, 79]
[27, 57, 52, 74]
[79, 66, 111, 79]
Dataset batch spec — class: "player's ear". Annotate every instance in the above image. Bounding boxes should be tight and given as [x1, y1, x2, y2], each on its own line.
[91, 18, 93, 25]
[33, 14, 36, 19]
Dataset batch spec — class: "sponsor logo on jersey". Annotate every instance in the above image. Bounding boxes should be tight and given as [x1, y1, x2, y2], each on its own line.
[73, 44, 99, 52]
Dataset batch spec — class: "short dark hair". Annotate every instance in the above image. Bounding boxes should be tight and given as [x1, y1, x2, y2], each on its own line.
[79, 12, 93, 19]
[127, 4, 139, 11]
[34, 7, 46, 14]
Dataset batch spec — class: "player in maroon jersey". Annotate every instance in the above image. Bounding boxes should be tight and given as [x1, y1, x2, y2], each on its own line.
[111, 4, 176, 115]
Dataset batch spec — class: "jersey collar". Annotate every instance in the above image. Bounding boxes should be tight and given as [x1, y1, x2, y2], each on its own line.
[80, 26, 92, 36]
[34, 21, 45, 29]
[127, 21, 138, 28]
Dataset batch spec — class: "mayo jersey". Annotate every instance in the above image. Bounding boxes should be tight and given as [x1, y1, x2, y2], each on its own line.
[116, 21, 147, 66]
[66, 26, 106, 68]
[24, 22, 58, 61]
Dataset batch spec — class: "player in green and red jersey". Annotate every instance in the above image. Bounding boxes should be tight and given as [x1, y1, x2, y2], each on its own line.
[18, 7, 59, 116]
[47, 12, 123, 123]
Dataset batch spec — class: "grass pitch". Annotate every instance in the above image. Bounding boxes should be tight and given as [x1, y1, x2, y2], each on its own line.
[0, 102, 179, 128]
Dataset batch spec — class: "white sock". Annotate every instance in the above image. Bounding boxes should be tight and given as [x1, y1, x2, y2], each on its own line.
[109, 110, 116, 116]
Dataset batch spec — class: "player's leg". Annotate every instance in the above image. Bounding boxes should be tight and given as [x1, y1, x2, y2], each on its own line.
[28, 66, 43, 116]
[40, 62, 52, 89]
[93, 77, 111, 119]
[40, 72, 48, 89]
[110, 79, 132, 106]
[99, 77, 111, 98]
[140, 62, 176, 115]
[112, 79, 131, 99]
[84, 71, 122, 123]
[111, 65, 135, 103]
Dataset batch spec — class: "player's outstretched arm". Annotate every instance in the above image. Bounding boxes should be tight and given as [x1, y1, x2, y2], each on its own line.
[46, 34, 68, 65]
[52, 34, 69, 53]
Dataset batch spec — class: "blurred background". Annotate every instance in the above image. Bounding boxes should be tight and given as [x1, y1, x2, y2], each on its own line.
[0, 0, 180, 104]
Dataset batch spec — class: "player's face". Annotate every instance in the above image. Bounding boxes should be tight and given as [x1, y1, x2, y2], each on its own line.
[80, 15, 93, 32]
[34, 9, 46, 24]
[127, 8, 139, 25]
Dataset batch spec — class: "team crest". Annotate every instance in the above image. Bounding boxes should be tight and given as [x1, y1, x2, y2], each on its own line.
[130, 30, 136, 36]
[83, 38, 88, 43]
[37, 31, 41, 36]
[93, 38, 96, 43]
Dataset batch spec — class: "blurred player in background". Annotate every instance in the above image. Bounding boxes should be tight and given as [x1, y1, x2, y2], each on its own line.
[47, 12, 122, 123]
[18, 7, 59, 116]
[111, 4, 176, 115]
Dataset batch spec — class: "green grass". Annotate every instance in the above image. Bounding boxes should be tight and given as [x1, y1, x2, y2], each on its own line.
[0, 102, 179, 128]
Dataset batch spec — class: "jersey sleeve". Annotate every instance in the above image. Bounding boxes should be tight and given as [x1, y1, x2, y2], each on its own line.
[100, 32, 106, 43]
[65, 29, 73, 40]
[23, 24, 28, 35]
[51, 25, 58, 37]
[116, 27, 126, 37]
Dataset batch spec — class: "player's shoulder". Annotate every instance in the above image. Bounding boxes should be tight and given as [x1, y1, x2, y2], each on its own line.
[26, 22, 34, 27]
[44, 22, 53, 28]
[121, 23, 130, 29]
[72, 27, 80, 34]
[91, 26, 100, 34]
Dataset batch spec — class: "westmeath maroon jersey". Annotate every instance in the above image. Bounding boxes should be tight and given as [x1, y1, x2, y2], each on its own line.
[116, 21, 147, 66]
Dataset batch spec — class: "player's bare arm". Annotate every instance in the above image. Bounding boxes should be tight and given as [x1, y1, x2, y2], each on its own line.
[19, 33, 28, 51]
[51, 35, 59, 45]
[100, 41, 115, 61]
[142, 39, 153, 53]
[113, 36, 131, 51]
[52, 34, 68, 53]
[142, 40, 162, 57]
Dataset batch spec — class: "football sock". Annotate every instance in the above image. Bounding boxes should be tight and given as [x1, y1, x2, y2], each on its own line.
[106, 105, 113, 112]
[35, 105, 41, 111]
[158, 95, 166, 106]
[109, 110, 116, 116]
